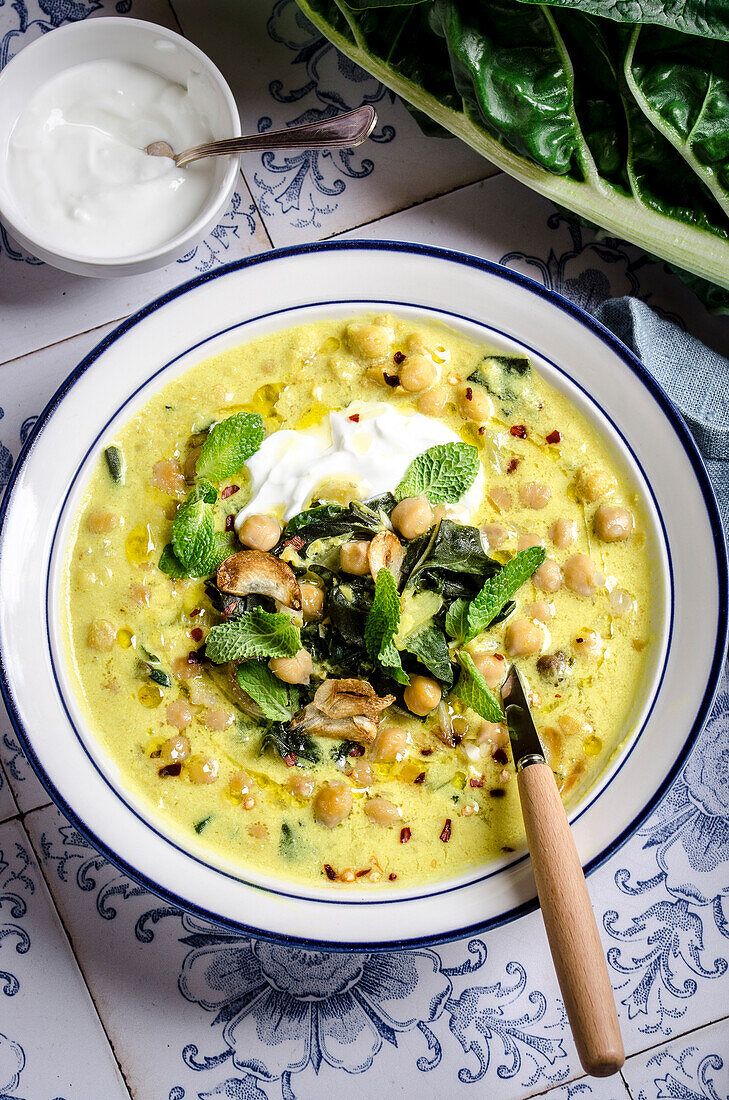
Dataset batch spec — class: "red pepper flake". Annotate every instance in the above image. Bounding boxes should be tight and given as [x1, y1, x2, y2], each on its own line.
[546, 430, 561, 444]
[158, 763, 181, 778]
[323, 864, 337, 881]
[383, 372, 399, 388]
[502, 845, 515, 853]
[510, 424, 527, 438]
[506, 458, 520, 474]
[187, 649, 203, 664]
[440, 818, 452, 843]
[389, 872, 398, 881]
[478, 426, 486, 436]
[221, 484, 239, 499]
[282, 752, 298, 768]
[348, 744, 365, 757]
[150, 749, 161, 759]
[348, 413, 360, 422]
[284, 535, 305, 551]
[495, 653, 505, 662]
[413, 772, 426, 785]
[400, 827, 411, 844]
[356, 868, 371, 878]
[490, 788, 506, 799]
[225, 513, 235, 532]
[469, 776, 484, 788]
[493, 748, 508, 765]
[393, 351, 406, 365]
[465, 386, 473, 401]
[452, 733, 463, 747]
[420, 748, 434, 757]
[190, 627, 203, 643]
[189, 608, 201, 617]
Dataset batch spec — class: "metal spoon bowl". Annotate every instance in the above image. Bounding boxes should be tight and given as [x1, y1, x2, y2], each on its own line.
[146, 104, 377, 168]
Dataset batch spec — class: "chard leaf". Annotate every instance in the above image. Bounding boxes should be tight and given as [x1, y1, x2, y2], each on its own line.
[403, 519, 498, 594]
[104, 445, 124, 484]
[465, 546, 546, 641]
[205, 610, 301, 664]
[445, 597, 470, 644]
[395, 442, 479, 504]
[364, 568, 409, 685]
[195, 413, 265, 483]
[402, 624, 454, 685]
[237, 661, 299, 722]
[512, 0, 729, 42]
[453, 650, 505, 722]
[261, 725, 320, 765]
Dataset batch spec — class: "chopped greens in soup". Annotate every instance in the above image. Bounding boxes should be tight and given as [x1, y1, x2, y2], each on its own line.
[62, 315, 657, 887]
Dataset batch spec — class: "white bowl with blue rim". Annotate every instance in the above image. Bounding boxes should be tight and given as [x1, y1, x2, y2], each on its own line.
[0, 18, 240, 278]
[0, 241, 725, 948]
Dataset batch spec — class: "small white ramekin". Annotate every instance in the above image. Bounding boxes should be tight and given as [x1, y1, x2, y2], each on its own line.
[0, 18, 241, 277]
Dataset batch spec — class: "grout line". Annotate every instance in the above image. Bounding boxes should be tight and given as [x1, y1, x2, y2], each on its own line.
[622, 1010, 729, 1066]
[324, 167, 503, 243]
[238, 166, 275, 250]
[0, 315, 128, 371]
[621, 1067, 636, 1098]
[22, 813, 135, 1100]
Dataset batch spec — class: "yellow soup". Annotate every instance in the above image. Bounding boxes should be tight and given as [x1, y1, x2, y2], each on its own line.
[62, 314, 658, 888]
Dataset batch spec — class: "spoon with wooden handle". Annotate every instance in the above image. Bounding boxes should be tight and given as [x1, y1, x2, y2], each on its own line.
[502, 664, 624, 1077]
[146, 104, 377, 168]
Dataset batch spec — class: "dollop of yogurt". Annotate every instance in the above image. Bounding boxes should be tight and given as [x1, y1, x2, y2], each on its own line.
[236, 402, 485, 528]
[7, 60, 218, 258]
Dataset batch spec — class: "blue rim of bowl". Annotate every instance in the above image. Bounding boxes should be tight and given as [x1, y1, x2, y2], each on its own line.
[0, 240, 726, 951]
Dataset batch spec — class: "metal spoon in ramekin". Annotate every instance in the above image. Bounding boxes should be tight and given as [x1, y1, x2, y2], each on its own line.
[146, 104, 377, 168]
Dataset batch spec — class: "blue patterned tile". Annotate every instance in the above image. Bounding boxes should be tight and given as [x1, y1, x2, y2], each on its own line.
[0, 761, 17, 826]
[535, 1076, 631, 1100]
[171, 0, 493, 246]
[623, 1019, 729, 1100]
[0, 818, 129, 1098]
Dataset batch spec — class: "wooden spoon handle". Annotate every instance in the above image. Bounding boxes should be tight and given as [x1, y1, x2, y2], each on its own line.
[517, 761, 625, 1076]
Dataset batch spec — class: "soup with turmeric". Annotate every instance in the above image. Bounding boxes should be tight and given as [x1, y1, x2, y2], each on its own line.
[62, 314, 658, 887]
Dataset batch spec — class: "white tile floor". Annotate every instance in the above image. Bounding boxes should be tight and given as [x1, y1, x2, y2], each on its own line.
[1, 2, 729, 1098]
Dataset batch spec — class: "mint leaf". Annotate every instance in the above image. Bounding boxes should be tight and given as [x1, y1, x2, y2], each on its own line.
[158, 543, 187, 578]
[453, 651, 505, 722]
[395, 443, 479, 504]
[172, 497, 214, 575]
[445, 597, 470, 644]
[402, 624, 453, 685]
[364, 568, 409, 685]
[236, 661, 298, 721]
[206, 609, 301, 664]
[196, 413, 265, 483]
[465, 546, 546, 642]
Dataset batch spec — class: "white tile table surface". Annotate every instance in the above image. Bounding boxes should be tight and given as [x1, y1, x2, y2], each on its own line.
[1, 2, 728, 1098]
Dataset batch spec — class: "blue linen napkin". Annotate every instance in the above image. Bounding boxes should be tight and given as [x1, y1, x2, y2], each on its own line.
[594, 296, 729, 532]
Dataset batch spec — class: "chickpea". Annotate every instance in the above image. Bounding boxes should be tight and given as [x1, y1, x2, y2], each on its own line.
[160, 734, 190, 765]
[346, 322, 391, 359]
[609, 587, 635, 616]
[340, 539, 371, 575]
[269, 649, 313, 685]
[403, 674, 442, 716]
[470, 652, 506, 689]
[489, 487, 512, 512]
[478, 720, 509, 748]
[172, 655, 198, 682]
[458, 384, 494, 422]
[166, 700, 193, 730]
[482, 523, 509, 549]
[558, 712, 594, 740]
[288, 773, 315, 800]
[519, 482, 551, 510]
[549, 517, 578, 548]
[574, 464, 616, 503]
[399, 355, 437, 392]
[350, 759, 374, 786]
[86, 509, 119, 534]
[238, 513, 281, 552]
[129, 582, 150, 607]
[534, 559, 562, 593]
[524, 600, 554, 622]
[417, 388, 448, 417]
[505, 619, 544, 657]
[563, 554, 604, 597]
[229, 769, 254, 798]
[518, 532, 545, 551]
[391, 496, 434, 540]
[151, 459, 186, 497]
[187, 675, 218, 707]
[87, 619, 116, 652]
[594, 504, 633, 542]
[187, 755, 219, 784]
[313, 783, 353, 828]
[364, 797, 402, 827]
[204, 706, 235, 730]
[371, 725, 408, 762]
[574, 630, 602, 658]
[300, 582, 325, 622]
